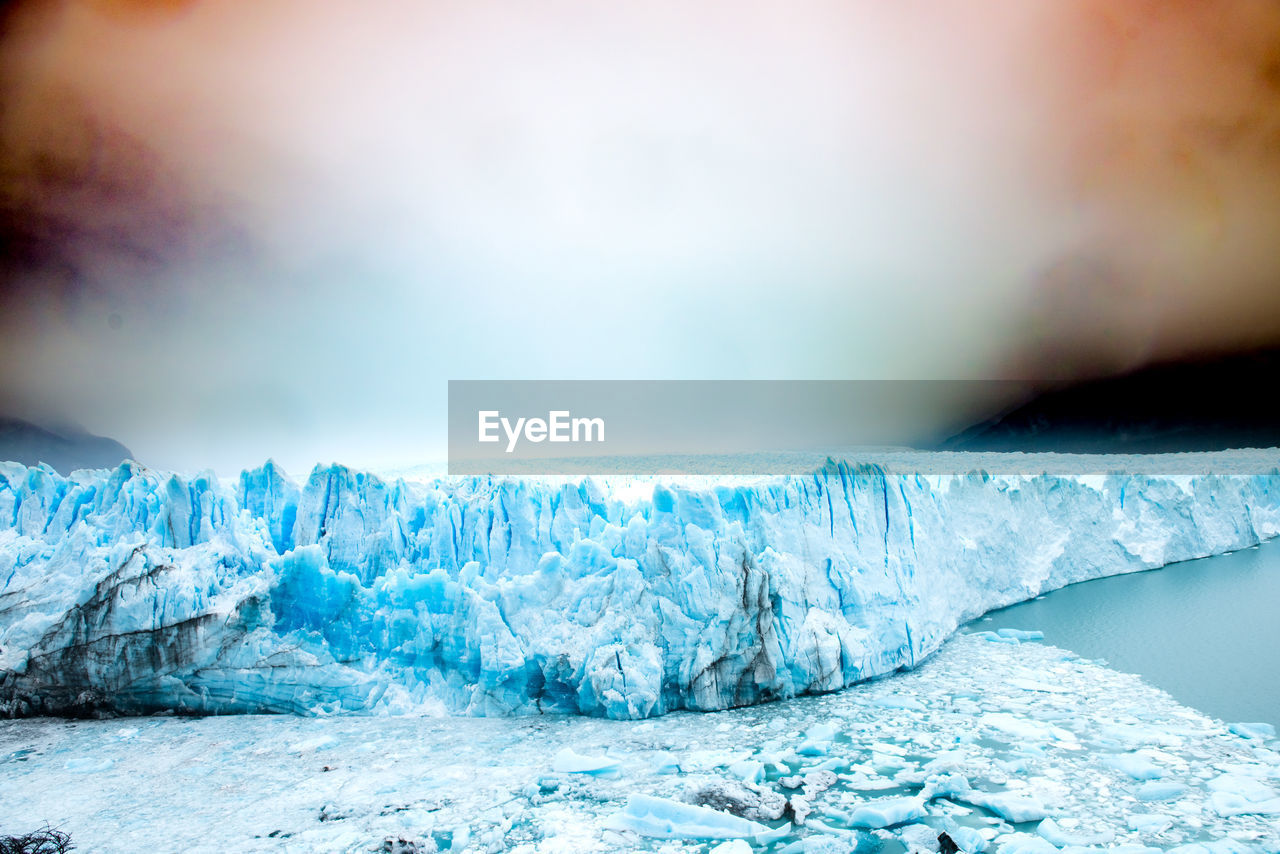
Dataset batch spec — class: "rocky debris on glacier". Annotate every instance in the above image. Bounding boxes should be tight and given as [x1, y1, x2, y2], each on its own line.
[937, 830, 963, 854]
[3, 454, 1280, 720]
[685, 779, 789, 822]
[2, 635, 1278, 853]
[379, 837, 429, 854]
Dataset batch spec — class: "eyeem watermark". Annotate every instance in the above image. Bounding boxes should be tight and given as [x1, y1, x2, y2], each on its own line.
[478, 410, 606, 453]
[450, 380, 1280, 475]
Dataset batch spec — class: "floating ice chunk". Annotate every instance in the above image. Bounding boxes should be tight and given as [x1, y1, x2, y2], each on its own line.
[981, 713, 1053, 743]
[847, 795, 927, 829]
[1166, 841, 1264, 854]
[289, 734, 337, 752]
[1137, 780, 1188, 802]
[789, 795, 812, 825]
[603, 794, 771, 839]
[550, 747, 620, 775]
[649, 750, 681, 774]
[1037, 817, 1114, 847]
[1008, 678, 1068, 694]
[795, 770, 838, 796]
[996, 629, 1043, 641]
[962, 791, 1048, 823]
[874, 695, 926, 711]
[894, 767, 929, 788]
[922, 772, 972, 801]
[993, 832, 1057, 854]
[64, 757, 113, 773]
[841, 771, 898, 791]
[806, 818, 855, 837]
[1126, 813, 1173, 834]
[973, 631, 1020, 645]
[684, 749, 750, 772]
[775, 837, 814, 853]
[1228, 722, 1277, 741]
[783, 766, 842, 789]
[797, 723, 839, 756]
[900, 823, 941, 851]
[1094, 723, 1183, 750]
[947, 825, 989, 853]
[709, 841, 753, 854]
[873, 753, 911, 773]
[728, 759, 765, 784]
[1207, 773, 1279, 803]
[1102, 753, 1164, 781]
[752, 823, 794, 845]
[1207, 791, 1280, 817]
[923, 751, 968, 774]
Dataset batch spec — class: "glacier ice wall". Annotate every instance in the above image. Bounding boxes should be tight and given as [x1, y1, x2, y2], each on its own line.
[2, 456, 1279, 719]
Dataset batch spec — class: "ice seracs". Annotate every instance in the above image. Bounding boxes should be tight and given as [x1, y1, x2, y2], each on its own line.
[3, 452, 1280, 719]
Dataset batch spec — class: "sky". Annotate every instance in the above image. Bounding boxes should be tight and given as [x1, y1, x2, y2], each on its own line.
[1, 0, 1279, 475]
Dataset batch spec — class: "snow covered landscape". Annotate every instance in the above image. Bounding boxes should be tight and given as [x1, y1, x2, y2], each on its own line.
[2, 633, 1278, 853]
[2, 452, 1280, 852]
[4, 1, 1280, 849]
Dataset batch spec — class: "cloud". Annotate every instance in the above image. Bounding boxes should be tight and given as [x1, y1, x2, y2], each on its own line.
[1, 0, 1277, 473]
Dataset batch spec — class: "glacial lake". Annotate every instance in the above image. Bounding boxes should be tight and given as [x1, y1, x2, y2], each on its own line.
[974, 536, 1280, 729]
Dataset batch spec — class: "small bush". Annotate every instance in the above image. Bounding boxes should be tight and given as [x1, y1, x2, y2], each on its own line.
[0, 825, 74, 854]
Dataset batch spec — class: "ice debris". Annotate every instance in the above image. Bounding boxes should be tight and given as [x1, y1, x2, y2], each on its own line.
[2, 634, 1278, 852]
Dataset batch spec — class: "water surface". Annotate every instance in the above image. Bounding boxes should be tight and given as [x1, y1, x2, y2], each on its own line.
[976, 538, 1280, 727]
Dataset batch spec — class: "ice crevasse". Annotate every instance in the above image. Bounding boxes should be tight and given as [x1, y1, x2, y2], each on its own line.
[1, 455, 1278, 720]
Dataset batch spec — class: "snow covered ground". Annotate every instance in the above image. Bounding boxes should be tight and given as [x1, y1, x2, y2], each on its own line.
[2, 633, 1277, 854]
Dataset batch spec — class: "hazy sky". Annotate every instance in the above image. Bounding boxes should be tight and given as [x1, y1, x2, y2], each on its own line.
[2, 0, 1278, 474]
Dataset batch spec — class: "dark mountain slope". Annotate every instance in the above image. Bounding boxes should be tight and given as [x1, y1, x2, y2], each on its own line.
[943, 349, 1280, 453]
[0, 416, 134, 473]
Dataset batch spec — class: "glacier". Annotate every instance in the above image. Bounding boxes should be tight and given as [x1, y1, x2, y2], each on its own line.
[1, 453, 1279, 720]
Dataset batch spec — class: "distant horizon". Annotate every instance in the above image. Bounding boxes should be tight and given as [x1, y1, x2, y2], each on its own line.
[8, 344, 1280, 475]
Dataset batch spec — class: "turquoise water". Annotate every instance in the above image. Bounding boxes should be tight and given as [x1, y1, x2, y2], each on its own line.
[974, 538, 1280, 728]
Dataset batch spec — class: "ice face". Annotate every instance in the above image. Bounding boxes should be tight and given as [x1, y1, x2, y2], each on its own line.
[2, 453, 1280, 719]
